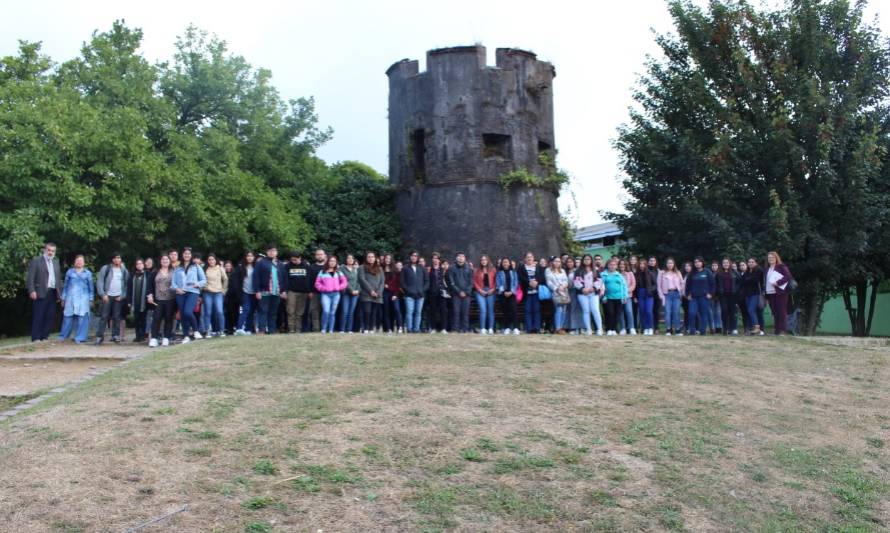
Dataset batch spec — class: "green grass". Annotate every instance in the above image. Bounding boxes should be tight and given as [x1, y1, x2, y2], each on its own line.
[252, 459, 279, 476]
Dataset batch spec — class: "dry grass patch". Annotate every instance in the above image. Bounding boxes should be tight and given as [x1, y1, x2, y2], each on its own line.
[0, 334, 888, 532]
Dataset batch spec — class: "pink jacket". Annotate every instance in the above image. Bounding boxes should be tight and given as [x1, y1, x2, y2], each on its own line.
[621, 271, 636, 298]
[658, 270, 685, 302]
[314, 271, 348, 293]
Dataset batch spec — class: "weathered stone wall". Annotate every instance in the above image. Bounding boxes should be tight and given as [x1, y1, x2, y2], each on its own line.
[386, 45, 563, 260]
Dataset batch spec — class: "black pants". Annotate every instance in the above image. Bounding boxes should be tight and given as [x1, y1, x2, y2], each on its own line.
[451, 295, 470, 332]
[96, 298, 125, 339]
[225, 294, 239, 334]
[603, 298, 623, 332]
[720, 295, 737, 333]
[500, 295, 518, 330]
[651, 295, 662, 332]
[737, 297, 750, 331]
[31, 289, 57, 341]
[427, 292, 449, 331]
[133, 309, 148, 340]
[362, 301, 381, 331]
[682, 298, 690, 332]
[152, 299, 175, 339]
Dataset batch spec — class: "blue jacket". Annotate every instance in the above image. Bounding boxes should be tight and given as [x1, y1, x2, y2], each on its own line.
[252, 258, 287, 294]
[601, 270, 628, 301]
[496, 269, 520, 294]
[171, 264, 206, 295]
[685, 269, 715, 298]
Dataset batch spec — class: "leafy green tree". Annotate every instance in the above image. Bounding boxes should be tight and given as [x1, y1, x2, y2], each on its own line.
[611, 0, 890, 334]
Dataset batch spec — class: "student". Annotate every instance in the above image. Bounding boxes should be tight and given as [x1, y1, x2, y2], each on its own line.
[284, 252, 312, 333]
[765, 251, 794, 335]
[401, 251, 429, 333]
[658, 257, 685, 336]
[427, 254, 449, 333]
[95, 252, 130, 345]
[202, 253, 228, 337]
[339, 254, 361, 334]
[315, 255, 347, 334]
[545, 256, 570, 334]
[171, 248, 206, 342]
[447, 252, 473, 333]
[473, 255, 497, 335]
[496, 257, 520, 335]
[715, 257, 740, 335]
[232, 251, 257, 335]
[538, 256, 554, 332]
[685, 257, 715, 335]
[709, 260, 723, 334]
[518, 252, 545, 334]
[224, 260, 240, 335]
[617, 259, 637, 335]
[27, 242, 63, 342]
[358, 251, 385, 334]
[252, 245, 285, 335]
[681, 261, 693, 333]
[574, 254, 603, 335]
[635, 260, 658, 335]
[740, 258, 764, 335]
[383, 256, 404, 334]
[58, 254, 93, 344]
[147, 254, 176, 347]
[308, 249, 327, 332]
[628, 255, 640, 330]
[128, 258, 150, 343]
[599, 259, 628, 336]
[564, 256, 583, 334]
[648, 257, 663, 333]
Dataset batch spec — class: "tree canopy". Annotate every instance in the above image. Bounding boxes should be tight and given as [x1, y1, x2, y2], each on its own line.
[611, 0, 890, 334]
[0, 22, 397, 304]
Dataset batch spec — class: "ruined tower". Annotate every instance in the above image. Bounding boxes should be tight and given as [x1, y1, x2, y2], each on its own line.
[386, 45, 563, 261]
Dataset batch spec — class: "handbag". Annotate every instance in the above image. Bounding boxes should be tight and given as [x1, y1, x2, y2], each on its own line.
[538, 284, 552, 301]
[553, 287, 570, 305]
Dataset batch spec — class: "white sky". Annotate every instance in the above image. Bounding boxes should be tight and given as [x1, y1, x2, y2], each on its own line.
[2, 0, 886, 226]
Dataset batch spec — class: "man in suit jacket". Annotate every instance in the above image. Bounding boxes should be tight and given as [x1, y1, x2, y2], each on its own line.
[26, 242, 64, 342]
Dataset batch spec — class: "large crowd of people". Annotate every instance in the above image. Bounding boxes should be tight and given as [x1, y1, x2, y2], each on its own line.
[25, 242, 797, 346]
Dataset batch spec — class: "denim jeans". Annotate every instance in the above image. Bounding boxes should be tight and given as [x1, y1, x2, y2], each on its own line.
[176, 292, 199, 337]
[383, 290, 403, 331]
[688, 295, 711, 334]
[553, 303, 567, 330]
[637, 287, 655, 330]
[257, 294, 280, 334]
[523, 293, 541, 332]
[745, 294, 761, 327]
[202, 292, 225, 333]
[339, 292, 359, 332]
[320, 292, 340, 333]
[475, 293, 495, 330]
[236, 291, 256, 331]
[577, 292, 602, 332]
[664, 291, 682, 331]
[59, 313, 90, 343]
[709, 299, 722, 330]
[452, 295, 470, 332]
[404, 296, 425, 332]
[619, 299, 635, 331]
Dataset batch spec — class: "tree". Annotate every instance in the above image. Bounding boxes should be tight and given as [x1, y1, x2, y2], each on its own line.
[611, 0, 890, 335]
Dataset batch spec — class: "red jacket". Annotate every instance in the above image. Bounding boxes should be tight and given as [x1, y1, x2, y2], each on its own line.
[384, 270, 401, 293]
[473, 268, 496, 294]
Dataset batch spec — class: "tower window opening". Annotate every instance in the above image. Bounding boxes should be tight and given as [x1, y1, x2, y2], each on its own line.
[482, 133, 512, 159]
[538, 140, 552, 152]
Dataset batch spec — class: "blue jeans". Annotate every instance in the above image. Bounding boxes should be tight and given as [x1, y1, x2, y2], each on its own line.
[688, 295, 711, 334]
[475, 293, 495, 330]
[202, 292, 225, 333]
[577, 292, 602, 332]
[524, 293, 541, 332]
[257, 294, 280, 333]
[745, 294, 761, 328]
[404, 296, 425, 332]
[236, 291, 256, 331]
[320, 292, 340, 333]
[452, 295, 470, 332]
[637, 287, 654, 330]
[553, 303, 567, 330]
[383, 290, 403, 331]
[664, 291, 682, 331]
[619, 299, 635, 331]
[59, 313, 90, 343]
[339, 292, 359, 332]
[709, 299, 722, 330]
[176, 292, 200, 336]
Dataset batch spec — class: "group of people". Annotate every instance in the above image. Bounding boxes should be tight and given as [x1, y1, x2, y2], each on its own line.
[26, 242, 797, 345]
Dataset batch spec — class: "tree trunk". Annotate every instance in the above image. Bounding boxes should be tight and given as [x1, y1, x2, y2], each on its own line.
[842, 287, 856, 334]
[865, 278, 880, 336]
[855, 281, 868, 336]
[798, 289, 825, 336]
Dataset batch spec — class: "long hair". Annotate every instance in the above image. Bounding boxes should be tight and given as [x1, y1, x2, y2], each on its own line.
[364, 252, 381, 275]
[767, 251, 783, 265]
[477, 255, 493, 273]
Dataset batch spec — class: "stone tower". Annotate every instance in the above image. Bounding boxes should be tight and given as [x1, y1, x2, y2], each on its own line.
[386, 45, 563, 261]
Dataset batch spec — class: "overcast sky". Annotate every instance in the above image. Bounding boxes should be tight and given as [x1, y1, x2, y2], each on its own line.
[2, 1, 886, 227]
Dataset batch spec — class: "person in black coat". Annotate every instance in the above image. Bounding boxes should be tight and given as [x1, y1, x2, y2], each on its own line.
[26, 242, 64, 342]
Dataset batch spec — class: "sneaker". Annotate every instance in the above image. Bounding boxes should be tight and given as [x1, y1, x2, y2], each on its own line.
[162, 338, 170, 347]
[193, 331, 203, 340]
[234, 329, 244, 336]
[596, 330, 604, 336]
[479, 330, 486, 335]
[629, 328, 637, 335]
[219, 332, 226, 338]
[513, 328, 520, 335]
[665, 332, 672, 337]
[758, 330, 765, 336]
[585, 329, 593, 336]
[442, 330, 448, 335]
[502, 329, 510, 335]
[181, 337, 191, 344]
[619, 329, 627, 336]
[731, 330, 738, 336]
[94, 337, 104, 346]
[148, 338, 159, 348]
[677, 331, 684, 336]
[606, 330, 615, 336]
